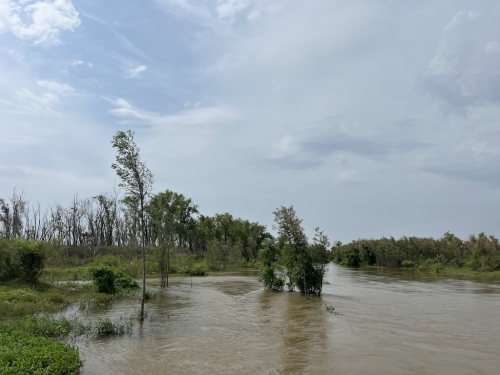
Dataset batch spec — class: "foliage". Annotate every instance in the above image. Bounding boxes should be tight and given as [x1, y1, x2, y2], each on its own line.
[88, 266, 116, 294]
[88, 266, 139, 293]
[93, 317, 132, 336]
[402, 260, 414, 268]
[16, 240, 47, 282]
[341, 250, 361, 267]
[0, 331, 81, 375]
[331, 232, 500, 272]
[272, 206, 325, 296]
[11, 315, 74, 338]
[0, 239, 47, 282]
[112, 130, 154, 321]
[0, 239, 16, 280]
[114, 270, 139, 290]
[259, 244, 284, 291]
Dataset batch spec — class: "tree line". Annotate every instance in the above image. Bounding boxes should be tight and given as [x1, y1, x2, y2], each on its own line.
[331, 232, 500, 272]
[0, 189, 270, 261]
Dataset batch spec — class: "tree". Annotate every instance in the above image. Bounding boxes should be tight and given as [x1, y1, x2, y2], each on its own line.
[149, 190, 178, 287]
[111, 130, 153, 321]
[311, 227, 330, 294]
[273, 205, 324, 296]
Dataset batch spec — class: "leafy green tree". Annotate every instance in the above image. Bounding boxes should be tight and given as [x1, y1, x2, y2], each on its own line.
[273, 205, 323, 296]
[259, 242, 284, 290]
[111, 130, 153, 321]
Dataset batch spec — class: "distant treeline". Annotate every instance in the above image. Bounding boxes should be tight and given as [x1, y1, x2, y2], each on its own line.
[331, 232, 500, 272]
[0, 189, 270, 267]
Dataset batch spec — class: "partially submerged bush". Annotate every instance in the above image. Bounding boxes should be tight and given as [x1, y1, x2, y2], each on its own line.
[88, 266, 139, 294]
[114, 270, 139, 290]
[88, 266, 116, 294]
[93, 317, 132, 336]
[260, 265, 284, 291]
[402, 260, 414, 268]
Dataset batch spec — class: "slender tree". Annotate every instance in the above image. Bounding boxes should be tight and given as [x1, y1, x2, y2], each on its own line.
[111, 130, 153, 321]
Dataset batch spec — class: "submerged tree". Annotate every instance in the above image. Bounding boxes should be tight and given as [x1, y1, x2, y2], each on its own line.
[111, 130, 154, 321]
[272, 205, 324, 296]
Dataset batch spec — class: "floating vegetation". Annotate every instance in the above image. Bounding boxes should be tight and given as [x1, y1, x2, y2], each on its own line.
[324, 304, 342, 315]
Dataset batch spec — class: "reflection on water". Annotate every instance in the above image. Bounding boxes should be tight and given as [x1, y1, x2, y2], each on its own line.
[73, 266, 500, 375]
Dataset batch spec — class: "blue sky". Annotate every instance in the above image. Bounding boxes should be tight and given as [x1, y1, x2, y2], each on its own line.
[1, 0, 500, 242]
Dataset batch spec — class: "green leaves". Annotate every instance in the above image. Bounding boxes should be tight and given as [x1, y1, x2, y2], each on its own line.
[270, 205, 324, 296]
[111, 130, 153, 204]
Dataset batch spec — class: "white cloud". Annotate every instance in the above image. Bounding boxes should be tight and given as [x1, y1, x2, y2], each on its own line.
[72, 59, 83, 66]
[37, 79, 73, 94]
[106, 97, 238, 127]
[127, 64, 147, 78]
[0, 0, 81, 45]
[1, 79, 75, 115]
[421, 10, 500, 114]
[216, 0, 250, 22]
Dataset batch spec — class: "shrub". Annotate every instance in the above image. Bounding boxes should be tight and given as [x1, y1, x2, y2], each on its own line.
[1, 239, 47, 282]
[260, 266, 284, 291]
[114, 270, 139, 289]
[93, 318, 131, 336]
[88, 266, 116, 294]
[402, 260, 414, 268]
[88, 267, 140, 293]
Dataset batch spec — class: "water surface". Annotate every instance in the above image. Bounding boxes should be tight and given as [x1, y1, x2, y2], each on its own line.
[72, 266, 500, 375]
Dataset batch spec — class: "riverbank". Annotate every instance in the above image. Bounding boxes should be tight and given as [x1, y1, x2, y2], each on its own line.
[360, 264, 500, 278]
[0, 280, 98, 374]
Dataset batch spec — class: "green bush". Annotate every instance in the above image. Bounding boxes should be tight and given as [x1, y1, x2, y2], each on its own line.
[88, 267, 140, 293]
[0, 331, 82, 375]
[88, 266, 116, 294]
[402, 260, 414, 268]
[0, 239, 47, 282]
[17, 244, 46, 282]
[114, 270, 139, 289]
[260, 266, 284, 291]
[93, 317, 131, 336]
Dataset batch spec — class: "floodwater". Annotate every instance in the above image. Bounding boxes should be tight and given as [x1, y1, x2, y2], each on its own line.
[71, 265, 500, 375]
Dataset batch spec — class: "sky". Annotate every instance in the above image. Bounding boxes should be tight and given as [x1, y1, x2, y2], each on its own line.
[1, 0, 499, 243]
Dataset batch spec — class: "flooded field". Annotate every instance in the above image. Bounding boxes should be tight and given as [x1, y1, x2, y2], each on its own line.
[70, 265, 500, 375]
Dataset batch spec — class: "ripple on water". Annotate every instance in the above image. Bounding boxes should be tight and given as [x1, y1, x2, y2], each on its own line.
[77, 267, 500, 375]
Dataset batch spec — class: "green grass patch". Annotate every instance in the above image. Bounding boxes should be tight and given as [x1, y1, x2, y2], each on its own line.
[0, 280, 101, 319]
[0, 331, 82, 375]
[440, 267, 500, 278]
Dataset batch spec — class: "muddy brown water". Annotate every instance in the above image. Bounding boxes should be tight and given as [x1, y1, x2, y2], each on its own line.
[69, 265, 500, 375]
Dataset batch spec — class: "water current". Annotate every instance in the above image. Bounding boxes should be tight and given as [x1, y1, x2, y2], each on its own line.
[70, 265, 500, 375]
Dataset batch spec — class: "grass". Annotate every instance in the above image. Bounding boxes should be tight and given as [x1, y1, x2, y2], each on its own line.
[0, 280, 101, 319]
[0, 330, 82, 375]
[440, 267, 500, 278]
